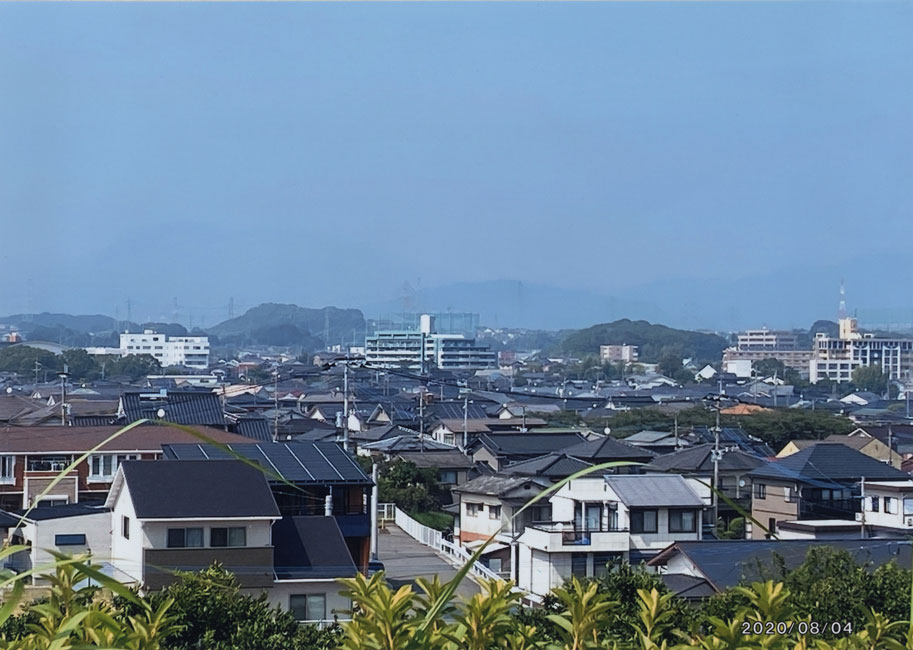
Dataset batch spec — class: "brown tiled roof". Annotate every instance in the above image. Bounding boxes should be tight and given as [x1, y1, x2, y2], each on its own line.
[0, 425, 249, 454]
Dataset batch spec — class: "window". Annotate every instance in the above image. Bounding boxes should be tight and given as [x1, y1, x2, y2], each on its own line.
[870, 496, 880, 512]
[28, 456, 70, 472]
[489, 505, 501, 520]
[210, 527, 246, 547]
[571, 552, 587, 577]
[0, 456, 14, 484]
[55, 534, 86, 546]
[904, 498, 913, 516]
[668, 509, 697, 533]
[530, 504, 552, 522]
[290, 594, 326, 622]
[753, 483, 767, 499]
[487, 557, 503, 573]
[439, 470, 458, 484]
[466, 503, 481, 517]
[89, 454, 114, 479]
[630, 509, 658, 534]
[167, 527, 203, 548]
[593, 552, 619, 578]
[38, 498, 67, 508]
[122, 516, 130, 539]
[885, 497, 898, 514]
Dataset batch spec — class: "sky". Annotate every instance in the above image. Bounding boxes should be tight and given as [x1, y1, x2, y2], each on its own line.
[0, 2, 911, 329]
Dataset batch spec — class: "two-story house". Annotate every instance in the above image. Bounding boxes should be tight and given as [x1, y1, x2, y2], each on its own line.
[0, 425, 250, 511]
[515, 474, 704, 596]
[107, 459, 281, 589]
[748, 443, 908, 539]
[161, 441, 374, 570]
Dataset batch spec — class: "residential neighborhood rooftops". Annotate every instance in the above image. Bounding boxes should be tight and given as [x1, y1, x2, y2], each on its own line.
[502, 453, 592, 479]
[646, 444, 766, 473]
[560, 435, 655, 462]
[452, 474, 549, 497]
[115, 460, 281, 519]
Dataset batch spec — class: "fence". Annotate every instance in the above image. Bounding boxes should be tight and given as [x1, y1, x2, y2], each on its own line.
[391, 507, 541, 605]
[377, 502, 396, 524]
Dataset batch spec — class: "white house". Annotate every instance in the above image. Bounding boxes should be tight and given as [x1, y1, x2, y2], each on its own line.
[861, 480, 913, 533]
[86, 330, 210, 369]
[515, 474, 704, 596]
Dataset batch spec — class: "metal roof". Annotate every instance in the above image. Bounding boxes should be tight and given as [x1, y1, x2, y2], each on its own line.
[604, 474, 703, 507]
[162, 441, 372, 485]
[121, 390, 226, 427]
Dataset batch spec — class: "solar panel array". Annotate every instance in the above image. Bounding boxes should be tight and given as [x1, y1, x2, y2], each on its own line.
[162, 441, 371, 485]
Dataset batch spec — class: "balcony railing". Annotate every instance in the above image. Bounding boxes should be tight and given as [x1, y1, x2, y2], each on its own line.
[526, 522, 629, 547]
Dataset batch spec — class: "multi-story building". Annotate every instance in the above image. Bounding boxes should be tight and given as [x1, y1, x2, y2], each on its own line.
[599, 345, 639, 364]
[722, 328, 813, 376]
[364, 314, 495, 370]
[86, 330, 210, 369]
[809, 317, 913, 383]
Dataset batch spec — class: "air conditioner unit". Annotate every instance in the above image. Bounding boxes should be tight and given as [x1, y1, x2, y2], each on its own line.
[854, 513, 862, 522]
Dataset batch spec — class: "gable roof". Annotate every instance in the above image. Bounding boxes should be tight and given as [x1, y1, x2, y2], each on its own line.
[452, 474, 549, 498]
[161, 441, 372, 485]
[397, 450, 474, 469]
[749, 443, 908, 483]
[470, 432, 587, 457]
[647, 444, 766, 473]
[120, 389, 225, 427]
[118, 460, 280, 519]
[272, 516, 357, 579]
[604, 474, 703, 507]
[561, 436, 655, 462]
[502, 453, 592, 479]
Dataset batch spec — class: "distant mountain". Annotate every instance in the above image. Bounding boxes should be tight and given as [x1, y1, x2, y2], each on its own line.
[557, 318, 730, 363]
[361, 280, 668, 331]
[207, 303, 365, 348]
[0, 312, 120, 334]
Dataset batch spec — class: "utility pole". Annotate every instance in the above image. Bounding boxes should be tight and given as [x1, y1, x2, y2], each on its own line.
[343, 359, 350, 452]
[888, 424, 894, 467]
[673, 414, 679, 448]
[34, 359, 41, 386]
[713, 405, 721, 525]
[860, 476, 866, 539]
[273, 371, 280, 441]
[58, 364, 69, 426]
[462, 395, 469, 450]
[419, 386, 425, 453]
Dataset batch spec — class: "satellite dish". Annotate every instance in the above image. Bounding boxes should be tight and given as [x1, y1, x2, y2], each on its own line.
[738, 479, 746, 488]
[5, 387, 11, 394]
[604, 427, 611, 435]
[156, 408, 166, 418]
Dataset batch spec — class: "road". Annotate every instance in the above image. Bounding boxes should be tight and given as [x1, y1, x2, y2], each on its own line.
[377, 524, 481, 601]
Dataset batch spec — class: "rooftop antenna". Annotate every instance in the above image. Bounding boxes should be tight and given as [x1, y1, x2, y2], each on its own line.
[126, 297, 133, 326]
[838, 280, 847, 320]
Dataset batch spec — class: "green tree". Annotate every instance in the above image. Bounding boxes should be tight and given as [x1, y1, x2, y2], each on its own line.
[0, 346, 62, 377]
[134, 564, 340, 650]
[61, 348, 101, 381]
[103, 354, 162, 381]
[754, 357, 786, 377]
[852, 364, 889, 393]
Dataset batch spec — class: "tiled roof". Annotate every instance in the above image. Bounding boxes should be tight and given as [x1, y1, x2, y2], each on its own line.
[604, 474, 703, 507]
[0, 424, 249, 453]
[502, 453, 592, 479]
[647, 444, 766, 473]
[561, 436, 655, 461]
[749, 443, 908, 483]
[121, 390, 225, 427]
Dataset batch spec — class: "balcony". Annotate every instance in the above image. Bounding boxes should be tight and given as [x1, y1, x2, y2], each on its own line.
[519, 522, 629, 553]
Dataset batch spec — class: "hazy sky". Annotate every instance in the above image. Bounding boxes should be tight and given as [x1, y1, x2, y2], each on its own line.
[1, 2, 911, 326]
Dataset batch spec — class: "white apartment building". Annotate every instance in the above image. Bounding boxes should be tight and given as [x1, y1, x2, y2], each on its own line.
[364, 314, 495, 370]
[722, 328, 813, 376]
[86, 330, 210, 369]
[809, 318, 913, 383]
[737, 329, 799, 351]
[599, 344, 639, 364]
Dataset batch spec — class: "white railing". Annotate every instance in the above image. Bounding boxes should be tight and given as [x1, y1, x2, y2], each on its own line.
[377, 502, 396, 524]
[391, 507, 541, 605]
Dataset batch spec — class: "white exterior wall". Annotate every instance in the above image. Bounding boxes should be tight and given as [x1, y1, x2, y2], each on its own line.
[459, 494, 506, 539]
[140, 519, 273, 549]
[110, 481, 144, 584]
[517, 545, 571, 596]
[864, 486, 913, 530]
[22, 511, 114, 580]
[265, 581, 353, 624]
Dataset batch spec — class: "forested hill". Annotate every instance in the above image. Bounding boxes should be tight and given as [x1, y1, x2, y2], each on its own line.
[557, 318, 729, 363]
[207, 303, 365, 347]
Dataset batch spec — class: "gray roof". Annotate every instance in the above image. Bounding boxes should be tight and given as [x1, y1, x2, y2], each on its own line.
[647, 444, 766, 473]
[120, 460, 280, 519]
[398, 451, 474, 469]
[604, 474, 703, 507]
[749, 443, 908, 484]
[561, 436, 656, 462]
[502, 453, 592, 479]
[452, 474, 549, 497]
[624, 430, 675, 444]
[650, 539, 912, 592]
[272, 516, 358, 579]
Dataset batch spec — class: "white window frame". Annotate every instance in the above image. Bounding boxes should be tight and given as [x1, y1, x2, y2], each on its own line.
[88, 453, 139, 482]
[0, 456, 15, 484]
